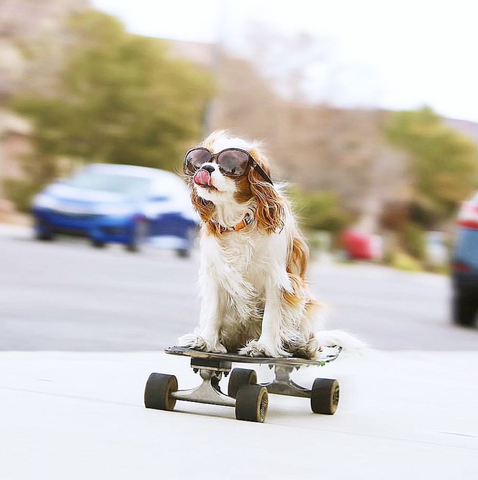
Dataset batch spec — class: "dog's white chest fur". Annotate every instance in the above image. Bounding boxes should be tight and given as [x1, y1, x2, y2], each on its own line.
[197, 220, 296, 352]
[201, 229, 274, 316]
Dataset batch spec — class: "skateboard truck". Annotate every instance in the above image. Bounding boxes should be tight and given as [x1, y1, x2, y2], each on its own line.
[172, 358, 235, 408]
[265, 365, 311, 397]
[144, 346, 341, 423]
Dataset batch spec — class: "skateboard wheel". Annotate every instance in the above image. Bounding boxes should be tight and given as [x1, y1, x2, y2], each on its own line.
[144, 373, 178, 411]
[235, 385, 268, 423]
[311, 378, 339, 415]
[228, 368, 258, 398]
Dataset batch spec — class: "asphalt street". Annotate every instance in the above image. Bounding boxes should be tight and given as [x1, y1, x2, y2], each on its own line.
[1, 224, 478, 351]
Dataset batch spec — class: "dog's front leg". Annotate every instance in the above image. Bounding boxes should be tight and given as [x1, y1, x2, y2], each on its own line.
[240, 277, 289, 358]
[197, 282, 227, 353]
[178, 273, 227, 353]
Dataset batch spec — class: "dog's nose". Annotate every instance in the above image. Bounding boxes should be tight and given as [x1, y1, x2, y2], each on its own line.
[201, 164, 215, 174]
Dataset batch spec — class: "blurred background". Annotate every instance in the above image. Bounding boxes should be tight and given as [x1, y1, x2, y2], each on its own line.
[1, 0, 478, 351]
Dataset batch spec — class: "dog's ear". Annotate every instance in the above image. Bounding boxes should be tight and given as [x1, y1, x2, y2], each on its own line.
[248, 149, 284, 234]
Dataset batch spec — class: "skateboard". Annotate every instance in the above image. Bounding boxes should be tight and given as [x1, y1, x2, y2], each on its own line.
[144, 345, 342, 423]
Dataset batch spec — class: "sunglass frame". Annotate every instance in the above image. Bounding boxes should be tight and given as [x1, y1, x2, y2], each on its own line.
[184, 147, 273, 185]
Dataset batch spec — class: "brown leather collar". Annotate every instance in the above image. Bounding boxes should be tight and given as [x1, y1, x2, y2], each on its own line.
[211, 210, 255, 234]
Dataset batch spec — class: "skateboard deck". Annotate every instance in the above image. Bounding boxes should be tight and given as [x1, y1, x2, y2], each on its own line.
[165, 345, 342, 366]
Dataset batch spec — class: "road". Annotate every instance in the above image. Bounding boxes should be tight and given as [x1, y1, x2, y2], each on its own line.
[1, 224, 478, 351]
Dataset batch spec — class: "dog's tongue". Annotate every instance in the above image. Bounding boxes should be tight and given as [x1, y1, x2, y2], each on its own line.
[194, 169, 212, 186]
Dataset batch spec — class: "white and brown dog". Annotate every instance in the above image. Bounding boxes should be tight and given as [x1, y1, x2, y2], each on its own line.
[179, 131, 363, 358]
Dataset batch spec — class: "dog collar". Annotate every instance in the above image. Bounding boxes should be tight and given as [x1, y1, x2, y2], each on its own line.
[211, 210, 255, 234]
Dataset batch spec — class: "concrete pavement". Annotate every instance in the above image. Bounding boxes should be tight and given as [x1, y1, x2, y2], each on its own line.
[1, 350, 477, 479]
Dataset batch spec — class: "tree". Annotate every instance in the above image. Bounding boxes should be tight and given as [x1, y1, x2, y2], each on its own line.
[12, 10, 213, 183]
[386, 107, 478, 226]
[289, 186, 352, 232]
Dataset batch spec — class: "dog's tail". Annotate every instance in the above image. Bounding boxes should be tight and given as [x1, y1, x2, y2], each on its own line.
[315, 330, 368, 355]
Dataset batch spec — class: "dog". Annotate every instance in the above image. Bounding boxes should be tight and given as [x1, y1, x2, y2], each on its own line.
[179, 131, 364, 358]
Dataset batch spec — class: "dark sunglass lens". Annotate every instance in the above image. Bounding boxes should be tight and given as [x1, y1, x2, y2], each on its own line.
[217, 150, 249, 176]
[185, 149, 211, 173]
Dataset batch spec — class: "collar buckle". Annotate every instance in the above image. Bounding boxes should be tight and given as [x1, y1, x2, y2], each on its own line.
[212, 210, 255, 234]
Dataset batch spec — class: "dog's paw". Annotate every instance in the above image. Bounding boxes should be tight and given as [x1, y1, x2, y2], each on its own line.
[178, 333, 208, 351]
[201, 334, 228, 353]
[288, 336, 320, 360]
[239, 340, 280, 358]
[178, 334, 227, 353]
[207, 341, 228, 354]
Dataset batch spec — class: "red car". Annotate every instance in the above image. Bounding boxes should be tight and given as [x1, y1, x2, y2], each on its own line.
[342, 230, 382, 260]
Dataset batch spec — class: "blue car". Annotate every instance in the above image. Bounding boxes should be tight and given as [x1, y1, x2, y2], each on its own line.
[452, 193, 478, 326]
[31, 163, 198, 255]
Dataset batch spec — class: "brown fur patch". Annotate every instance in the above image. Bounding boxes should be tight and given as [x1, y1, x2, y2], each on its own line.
[287, 235, 309, 278]
[283, 273, 307, 308]
[233, 174, 253, 205]
[305, 298, 324, 314]
[249, 171, 284, 234]
[246, 146, 285, 234]
[187, 178, 221, 237]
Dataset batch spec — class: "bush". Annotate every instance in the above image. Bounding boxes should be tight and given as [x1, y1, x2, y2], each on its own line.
[307, 230, 332, 251]
[3, 179, 40, 213]
[389, 250, 423, 272]
[428, 264, 450, 275]
[288, 187, 352, 233]
[402, 222, 426, 260]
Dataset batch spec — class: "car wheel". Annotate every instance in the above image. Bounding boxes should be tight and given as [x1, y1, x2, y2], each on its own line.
[35, 230, 55, 241]
[175, 226, 196, 258]
[452, 295, 478, 327]
[34, 220, 55, 241]
[91, 239, 106, 248]
[126, 219, 148, 253]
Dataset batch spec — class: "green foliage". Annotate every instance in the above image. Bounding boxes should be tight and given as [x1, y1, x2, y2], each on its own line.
[389, 250, 423, 272]
[12, 10, 213, 179]
[385, 107, 478, 224]
[288, 187, 352, 232]
[428, 263, 450, 275]
[307, 231, 332, 251]
[401, 222, 426, 260]
[3, 179, 39, 213]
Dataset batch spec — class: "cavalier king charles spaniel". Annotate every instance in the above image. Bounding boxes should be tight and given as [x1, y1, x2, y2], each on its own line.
[179, 131, 364, 358]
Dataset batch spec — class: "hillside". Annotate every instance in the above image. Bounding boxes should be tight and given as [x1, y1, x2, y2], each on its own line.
[0, 0, 89, 101]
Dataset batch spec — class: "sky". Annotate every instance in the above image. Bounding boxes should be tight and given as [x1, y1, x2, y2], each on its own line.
[91, 0, 478, 123]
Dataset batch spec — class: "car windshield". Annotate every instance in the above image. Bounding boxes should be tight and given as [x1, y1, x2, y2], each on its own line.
[65, 171, 152, 198]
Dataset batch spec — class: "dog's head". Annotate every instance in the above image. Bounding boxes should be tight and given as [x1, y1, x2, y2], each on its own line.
[183, 131, 284, 234]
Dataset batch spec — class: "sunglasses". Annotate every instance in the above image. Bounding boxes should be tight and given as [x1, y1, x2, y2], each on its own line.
[183, 147, 273, 185]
